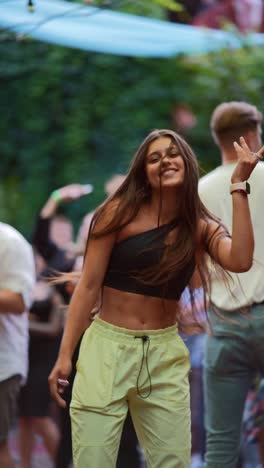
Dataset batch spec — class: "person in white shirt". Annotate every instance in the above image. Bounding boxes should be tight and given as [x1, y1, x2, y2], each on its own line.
[199, 101, 264, 468]
[0, 222, 35, 468]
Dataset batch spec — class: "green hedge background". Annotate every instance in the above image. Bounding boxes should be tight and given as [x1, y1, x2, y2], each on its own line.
[1, 33, 263, 238]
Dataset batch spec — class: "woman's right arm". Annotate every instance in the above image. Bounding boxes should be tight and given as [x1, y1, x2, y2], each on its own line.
[49, 220, 117, 407]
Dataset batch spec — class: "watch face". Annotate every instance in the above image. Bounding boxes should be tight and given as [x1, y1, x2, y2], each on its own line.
[246, 182, 250, 194]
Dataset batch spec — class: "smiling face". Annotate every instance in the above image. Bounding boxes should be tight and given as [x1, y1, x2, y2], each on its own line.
[145, 136, 185, 191]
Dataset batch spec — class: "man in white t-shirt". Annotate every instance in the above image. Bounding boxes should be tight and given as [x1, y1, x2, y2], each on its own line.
[199, 101, 264, 468]
[0, 222, 35, 468]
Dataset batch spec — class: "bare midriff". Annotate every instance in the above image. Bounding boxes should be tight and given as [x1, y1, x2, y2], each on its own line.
[99, 286, 180, 330]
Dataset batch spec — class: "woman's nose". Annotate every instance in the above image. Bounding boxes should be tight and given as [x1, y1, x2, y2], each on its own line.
[161, 153, 170, 164]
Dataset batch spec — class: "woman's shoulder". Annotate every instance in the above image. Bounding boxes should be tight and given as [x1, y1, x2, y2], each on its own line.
[197, 216, 230, 258]
[197, 217, 224, 244]
[198, 216, 217, 230]
[197, 217, 210, 237]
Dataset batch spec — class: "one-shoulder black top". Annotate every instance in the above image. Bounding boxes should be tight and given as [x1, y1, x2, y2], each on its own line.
[103, 221, 195, 300]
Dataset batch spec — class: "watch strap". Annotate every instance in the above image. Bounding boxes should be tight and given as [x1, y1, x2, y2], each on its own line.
[230, 181, 250, 195]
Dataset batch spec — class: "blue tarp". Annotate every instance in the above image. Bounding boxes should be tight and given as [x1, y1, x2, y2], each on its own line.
[1, 0, 264, 57]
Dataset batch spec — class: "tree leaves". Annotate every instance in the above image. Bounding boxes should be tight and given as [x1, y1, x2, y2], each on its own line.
[151, 0, 182, 12]
[1, 34, 263, 235]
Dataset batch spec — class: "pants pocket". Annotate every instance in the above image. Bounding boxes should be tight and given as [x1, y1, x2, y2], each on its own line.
[204, 334, 242, 374]
[72, 329, 118, 409]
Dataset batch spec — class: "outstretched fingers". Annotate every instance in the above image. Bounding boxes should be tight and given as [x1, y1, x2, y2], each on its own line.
[233, 137, 264, 165]
[239, 136, 251, 155]
[255, 145, 264, 161]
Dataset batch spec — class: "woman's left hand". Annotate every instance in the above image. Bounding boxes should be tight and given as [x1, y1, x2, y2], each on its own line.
[231, 136, 264, 183]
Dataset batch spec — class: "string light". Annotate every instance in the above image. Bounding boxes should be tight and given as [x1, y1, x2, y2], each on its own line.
[0, 0, 130, 41]
[28, 0, 34, 12]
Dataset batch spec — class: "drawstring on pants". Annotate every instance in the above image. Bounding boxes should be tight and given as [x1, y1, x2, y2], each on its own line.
[134, 335, 152, 399]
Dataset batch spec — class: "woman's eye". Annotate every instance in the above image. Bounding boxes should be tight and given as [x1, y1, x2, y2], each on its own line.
[149, 155, 160, 163]
[168, 151, 179, 158]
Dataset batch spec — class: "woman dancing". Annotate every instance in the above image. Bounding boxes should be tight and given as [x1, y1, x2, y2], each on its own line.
[49, 129, 262, 468]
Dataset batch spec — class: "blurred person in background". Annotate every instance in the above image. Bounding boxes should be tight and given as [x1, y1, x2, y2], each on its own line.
[187, 331, 206, 468]
[32, 183, 93, 303]
[171, 103, 197, 136]
[242, 377, 264, 466]
[17, 257, 65, 468]
[0, 222, 35, 468]
[49, 214, 74, 250]
[181, 288, 206, 468]
[199, 101, 264, 468]
[192, 0, 264, 33]
[48, 128, 261, 468]
[167, 0, 216, 24]
[76, 174, 126, 254]
[32, 183, 93, 468]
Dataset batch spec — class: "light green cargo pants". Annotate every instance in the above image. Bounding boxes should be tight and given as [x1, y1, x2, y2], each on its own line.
[70, 317, 191, 468]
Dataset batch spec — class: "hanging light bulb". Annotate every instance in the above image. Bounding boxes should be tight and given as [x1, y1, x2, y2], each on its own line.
[28, 0, 34, 13]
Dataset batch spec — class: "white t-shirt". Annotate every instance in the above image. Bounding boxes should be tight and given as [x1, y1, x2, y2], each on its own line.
[0, 223, 35, 382]
[199, 162, 264, 310]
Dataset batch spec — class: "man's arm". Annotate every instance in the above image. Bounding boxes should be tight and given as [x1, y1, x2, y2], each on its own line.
[0, 231, 35, 314]
[0, 290, 25, 314]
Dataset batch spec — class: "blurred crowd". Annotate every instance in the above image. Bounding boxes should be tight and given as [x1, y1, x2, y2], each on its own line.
[168, 0, 264, 33]
[1, 172, 264, 468]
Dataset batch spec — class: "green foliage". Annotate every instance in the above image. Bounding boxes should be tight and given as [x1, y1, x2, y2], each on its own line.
[151, 0, 182, 12]
[181, 45, 264, 171]
[1, 33, 264, 237]
[69, 0, 181, 18]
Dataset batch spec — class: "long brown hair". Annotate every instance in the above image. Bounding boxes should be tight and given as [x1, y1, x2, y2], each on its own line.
[58, 129, 230, 333]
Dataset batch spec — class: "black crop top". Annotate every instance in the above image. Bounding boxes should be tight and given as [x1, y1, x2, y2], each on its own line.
[103, 221, 195, 300]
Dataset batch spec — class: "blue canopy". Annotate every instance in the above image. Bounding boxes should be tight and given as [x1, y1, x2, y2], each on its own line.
[1, 0, 264, 57]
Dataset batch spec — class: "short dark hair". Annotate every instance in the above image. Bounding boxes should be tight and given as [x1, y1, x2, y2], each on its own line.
[210, 101, 262, 146]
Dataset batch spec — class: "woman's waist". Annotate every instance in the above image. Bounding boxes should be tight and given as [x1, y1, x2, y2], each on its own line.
[91, 316, 179, 343]
[100, 286, 180, 330]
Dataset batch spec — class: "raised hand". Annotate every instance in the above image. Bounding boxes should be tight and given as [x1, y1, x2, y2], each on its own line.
[231, 136, 264, 183]
[53, 183, 93, 203]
